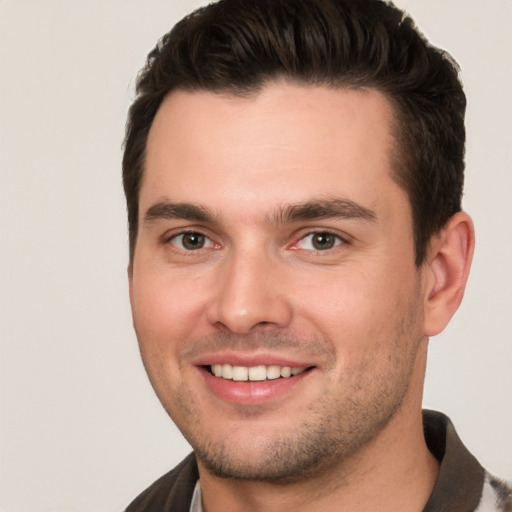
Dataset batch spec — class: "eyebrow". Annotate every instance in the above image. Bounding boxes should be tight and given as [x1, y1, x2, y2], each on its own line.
[271, 198, 377, 224]
[144, 201, 215, 224]
[143, 198, 376, 226]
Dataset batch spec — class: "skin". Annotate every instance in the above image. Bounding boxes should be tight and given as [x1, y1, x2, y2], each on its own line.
[129, 82, 474, 512]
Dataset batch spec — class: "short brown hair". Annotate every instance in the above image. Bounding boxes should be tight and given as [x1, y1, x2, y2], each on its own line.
[123, 0, 466, 266]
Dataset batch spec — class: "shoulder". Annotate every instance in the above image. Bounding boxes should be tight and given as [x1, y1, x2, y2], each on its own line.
[125, 453, 199, 512]
[476, 473, 512, 512]
[422, 410, 511, 512]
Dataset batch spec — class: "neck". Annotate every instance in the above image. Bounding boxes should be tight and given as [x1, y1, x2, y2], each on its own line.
[198, 343, 439, 512]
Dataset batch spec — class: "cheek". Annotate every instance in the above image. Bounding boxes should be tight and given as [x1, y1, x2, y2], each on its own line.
[293, 267, 389, 326]
[130, 270, 204, 400]
[293, 264, 419, 360]
[131, 267, 211, 344]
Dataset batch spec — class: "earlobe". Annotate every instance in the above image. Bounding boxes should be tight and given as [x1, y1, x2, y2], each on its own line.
[423, 211, 475, 337]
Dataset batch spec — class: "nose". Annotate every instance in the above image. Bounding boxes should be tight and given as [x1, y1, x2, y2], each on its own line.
[206, 249, 293, 334]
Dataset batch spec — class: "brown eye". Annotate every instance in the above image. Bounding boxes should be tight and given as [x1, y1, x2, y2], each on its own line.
[171, 232, 210, 250]
[296, 232, 343, 251]
[311, 233, 336, 250]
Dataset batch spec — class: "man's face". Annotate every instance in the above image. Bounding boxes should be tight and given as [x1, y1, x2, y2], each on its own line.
[129, 83, 429, 481]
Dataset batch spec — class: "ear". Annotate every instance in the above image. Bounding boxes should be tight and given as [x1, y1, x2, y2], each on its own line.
[423, 211, 475, 337]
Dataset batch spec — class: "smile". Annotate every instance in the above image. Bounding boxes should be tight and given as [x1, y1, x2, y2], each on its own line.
[209, 364, 309, 381]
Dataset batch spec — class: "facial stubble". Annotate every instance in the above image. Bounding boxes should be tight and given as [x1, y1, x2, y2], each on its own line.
[164, 300, 424, 484]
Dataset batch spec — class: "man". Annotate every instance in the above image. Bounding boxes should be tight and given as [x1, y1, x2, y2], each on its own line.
[122, 0, 511, 510]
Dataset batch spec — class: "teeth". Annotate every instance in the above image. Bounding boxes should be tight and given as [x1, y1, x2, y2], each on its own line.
[210, 364, 308, 381]
[232, 366, 248, 381]
[280, 366, 291, 378]
[213, 364, 223, 377]
[266, 365, 281, 380]
[248, 365, 266, 381]
[222, 364, 233, 379]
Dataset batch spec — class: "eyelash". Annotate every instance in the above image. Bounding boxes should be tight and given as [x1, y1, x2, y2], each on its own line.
[292, 231, 347, 252]
[165, 229, 348, 254]
[167, 231, 219, 251]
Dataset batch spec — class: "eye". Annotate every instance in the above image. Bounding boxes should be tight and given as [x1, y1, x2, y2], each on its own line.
[297, 232, 343, 251]
[170, 232, 215, 251]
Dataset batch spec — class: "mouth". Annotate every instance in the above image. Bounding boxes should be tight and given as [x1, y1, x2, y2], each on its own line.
[206, 364, 313, 382]
[194, 353, 318, 404]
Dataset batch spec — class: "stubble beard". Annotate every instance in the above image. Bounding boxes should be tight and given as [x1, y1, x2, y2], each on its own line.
[171, 332, 421, 483]
[190, 390, 408, 484]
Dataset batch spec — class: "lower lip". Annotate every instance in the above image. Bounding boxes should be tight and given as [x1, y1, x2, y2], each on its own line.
[198, 367, 313, 405]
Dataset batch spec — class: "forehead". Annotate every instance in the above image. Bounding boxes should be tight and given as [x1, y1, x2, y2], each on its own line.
[142, 83, 403, 219]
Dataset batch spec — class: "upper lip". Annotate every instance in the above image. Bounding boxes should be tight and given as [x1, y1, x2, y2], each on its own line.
[191, 351, 317, 369]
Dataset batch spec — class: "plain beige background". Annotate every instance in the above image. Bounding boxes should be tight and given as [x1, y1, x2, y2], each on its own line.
[1, 1, 511, 510]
